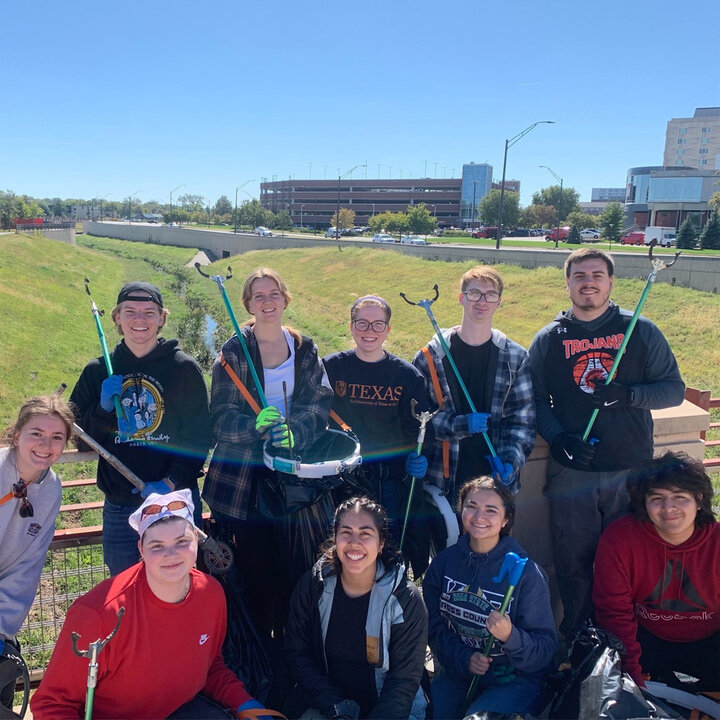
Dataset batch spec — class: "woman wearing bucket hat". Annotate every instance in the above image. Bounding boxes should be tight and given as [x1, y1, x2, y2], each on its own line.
[31, 489, 274, 720]
[70, 281, 212, 576]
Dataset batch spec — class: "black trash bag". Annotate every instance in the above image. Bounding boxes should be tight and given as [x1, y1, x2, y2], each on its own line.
[0, 640, 29, 720]
[547, 623, 683, 720]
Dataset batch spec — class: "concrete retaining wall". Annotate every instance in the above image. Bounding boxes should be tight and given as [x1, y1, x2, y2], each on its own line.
[83, 222, 719, 293]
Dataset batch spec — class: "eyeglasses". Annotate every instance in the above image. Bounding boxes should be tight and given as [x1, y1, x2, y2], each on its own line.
[140, 499, 188, 519]
[462, 289, 501, 303]
[13, 482, 34, 518]
[352, 319, 389, 333]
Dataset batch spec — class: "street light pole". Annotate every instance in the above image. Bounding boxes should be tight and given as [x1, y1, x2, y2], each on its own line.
[540, 165, 563, 248]
[336, 164, 366, 236]
[129, 190, 142, 224]
[234, 179, 254, 234]
[495, 120, 554, 250]
[170, 185, 184, 226]
[300, 204, 305, 229]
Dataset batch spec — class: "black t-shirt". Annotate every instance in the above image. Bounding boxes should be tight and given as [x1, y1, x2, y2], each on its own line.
[448, 333, 493, 484]
[324, 581, 376, 717]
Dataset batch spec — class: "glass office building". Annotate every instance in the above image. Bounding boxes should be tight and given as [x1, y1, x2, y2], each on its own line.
[460, 163, 493, 226]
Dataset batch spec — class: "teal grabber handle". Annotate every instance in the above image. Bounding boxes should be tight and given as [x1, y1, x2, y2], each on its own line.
[195, 264, 268, 408]
[582, 242, 681, 441]
[400, 285, 497, 457]
[71, 607, 125, 720]
[84, 278, 125, 424]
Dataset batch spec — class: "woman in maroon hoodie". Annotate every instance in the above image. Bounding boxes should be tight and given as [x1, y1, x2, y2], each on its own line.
[593, 451, 719, 689]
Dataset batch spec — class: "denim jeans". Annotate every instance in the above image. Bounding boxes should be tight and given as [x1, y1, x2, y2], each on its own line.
[102, 487, 202, 575]
[431, 666, 545, 719]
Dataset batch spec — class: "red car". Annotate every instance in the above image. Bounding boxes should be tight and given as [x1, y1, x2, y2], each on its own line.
[545, 227, 570, 242]
[620, 231, 645, 245]
[471, 226, 498, 239]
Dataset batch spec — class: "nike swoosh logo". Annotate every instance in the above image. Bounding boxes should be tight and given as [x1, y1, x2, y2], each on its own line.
[564, 449, 573, 460]
[603, 400, 619, 407]
[199, 634, 208, 645]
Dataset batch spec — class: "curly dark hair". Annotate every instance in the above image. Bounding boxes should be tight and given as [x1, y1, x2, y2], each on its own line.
[626, 451, 716, 529]
[457, 476, 515, 537]
[321, 496, 398, 572]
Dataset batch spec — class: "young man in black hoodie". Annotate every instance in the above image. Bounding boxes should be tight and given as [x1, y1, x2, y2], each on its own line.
[528, 248, 684, 645]
[71, 282, 211, 574]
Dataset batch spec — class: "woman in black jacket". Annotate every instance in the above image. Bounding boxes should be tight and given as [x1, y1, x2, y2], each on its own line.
[285, 497, 428, 720]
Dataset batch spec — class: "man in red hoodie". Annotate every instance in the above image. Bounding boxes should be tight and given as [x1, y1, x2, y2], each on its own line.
[593, 452, 720, 689]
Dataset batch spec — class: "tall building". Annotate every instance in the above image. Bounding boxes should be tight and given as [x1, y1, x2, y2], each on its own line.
[663, 107, 720, 170]
[460, 163, 493, 226]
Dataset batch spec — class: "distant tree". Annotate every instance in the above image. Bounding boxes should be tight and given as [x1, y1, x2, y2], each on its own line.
[15, 196, 44, 219]
[406, 203, 437, 234]
[369, 212, 393, 233]
[566, 225, 582, 244]
[522, 203, 556, 229]
[699, 212, 720, 250]
[330, 208, 356, 233]
[478, 189, 520, 227]
[598, 202, 625, 244]
[708, 191, 720, 216]
[383, 212, 410, 235]
[49, 197, 66, 217]
[275, 210, 293, 231]
[566, 211, 598, 231]
[213, 195, 233, 216]
[531, 185, 580, 221]
[238, 199, 272, 229]
[177, 194, 205, 213]
[676, 217, 697, 250]
[0, 190, 16, 229]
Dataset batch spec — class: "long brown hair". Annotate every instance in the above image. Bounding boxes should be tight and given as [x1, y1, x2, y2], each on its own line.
[1, 395, 75, 446]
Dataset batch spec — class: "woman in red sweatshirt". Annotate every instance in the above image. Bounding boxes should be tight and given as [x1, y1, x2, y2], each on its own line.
[593, 451, 720, 689]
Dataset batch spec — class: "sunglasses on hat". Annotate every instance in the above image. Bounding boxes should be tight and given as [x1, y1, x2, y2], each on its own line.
[140, 499, 188, 520]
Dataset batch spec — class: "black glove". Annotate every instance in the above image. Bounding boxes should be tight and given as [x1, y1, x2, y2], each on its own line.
[551, 433, 597, 469]
[590, 381, 633, 409]
[329, 699, 360, 720]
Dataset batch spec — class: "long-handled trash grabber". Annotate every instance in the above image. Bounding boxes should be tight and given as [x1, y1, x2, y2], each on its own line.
[399, 398, 442, 553]
[71, 607, 125, 720]
[400, 285, 498, 458]
[195, 264, 268, 408]
[462, 552, 528, 714]
[582, 241, 681, 441]
[83, 278, 125, 425]
[72, 416, 233, 575]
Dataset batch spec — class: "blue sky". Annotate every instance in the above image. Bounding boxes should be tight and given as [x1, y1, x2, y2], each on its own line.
[2, 0, 717, 208]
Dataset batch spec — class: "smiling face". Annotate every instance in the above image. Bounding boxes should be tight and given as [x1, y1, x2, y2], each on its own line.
[566, 258, 614, 321]
[115, 300, 165, 357]
[461, 487, 508, 554]
[14, 414, 68, 482]
[335, 508, 384, 583]
[645, 486, 699, 545]
[458, 279, 502, 326]
[139, 517, 198, 594]
[351, 303, 390, 361]
[246, 276, 287, 325]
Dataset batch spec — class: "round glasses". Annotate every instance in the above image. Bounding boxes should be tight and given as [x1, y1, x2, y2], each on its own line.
[352, 319, 389, 332]
[462, 289, 501, 303]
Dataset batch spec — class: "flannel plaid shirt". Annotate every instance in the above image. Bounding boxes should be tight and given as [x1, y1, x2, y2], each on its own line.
[412, 327, 536, 495]
[203, 327, 333, 520]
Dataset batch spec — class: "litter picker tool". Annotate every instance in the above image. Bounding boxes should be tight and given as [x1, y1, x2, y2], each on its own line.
[84, 278, 125, 424]
[71, 607, 124, 720]
[463, 552, 528, 714]
[400, 285, 497, 458]
[582, 241, 681, 441]
[399, 398, 442, 552]
[195, 264, 268, 408]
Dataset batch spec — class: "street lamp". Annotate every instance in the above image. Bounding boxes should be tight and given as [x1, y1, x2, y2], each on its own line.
[234, 179, 254, 233]
[540, 165, 563, 249]
[496, 120, 554, 249]
[170, 185, 184, 226]
[128, 190, 142, 224]
[98, 194, 109, 222]
[336, 164, 366, 236]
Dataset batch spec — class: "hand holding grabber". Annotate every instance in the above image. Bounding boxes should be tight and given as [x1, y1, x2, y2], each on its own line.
[583, 241, 681, 441]
[399, 398, 442, 553]
[463, 552, 528, 714]
[71, 607, 124, 720]
[400, 285, 498, 458]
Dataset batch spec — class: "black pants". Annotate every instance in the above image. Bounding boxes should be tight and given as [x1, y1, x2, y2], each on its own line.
[167, 693, 235, 718]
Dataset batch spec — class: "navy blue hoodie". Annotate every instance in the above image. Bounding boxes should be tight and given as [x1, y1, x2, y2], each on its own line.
[423, 534, 556, 681]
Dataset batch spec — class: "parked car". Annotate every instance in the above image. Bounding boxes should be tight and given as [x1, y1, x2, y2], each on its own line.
[471, 226, 498, 239]
[545, 227, 571, 242]
[580, 228, 601, 240]
[255, 226, 273, 236]
[507, 227, 531, 237]
[326, 227, 341, 238]
[620, 231, 645, 245]
[372, 233, 395, 244]
[400, 235, 427, 245]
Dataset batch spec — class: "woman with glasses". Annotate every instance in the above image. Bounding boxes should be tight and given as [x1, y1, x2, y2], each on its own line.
[0, 395, 75, 713]
[322, 296, 433, 573]
[413, 267, 535, 506]
[32, 489, 272, 719]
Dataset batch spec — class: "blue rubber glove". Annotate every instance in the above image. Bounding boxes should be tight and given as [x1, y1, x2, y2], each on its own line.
[236, 698, 272, 719]
[100, 375, 123, 412]
[132, 479, 174, 497]
[467, 411, 490, 435]
[255, 406, 283, 433]
[270, 423, 294, 449]
[487, 455, 514, 485]
[405, 452, 428, 479]
[0, 639, 5, 656]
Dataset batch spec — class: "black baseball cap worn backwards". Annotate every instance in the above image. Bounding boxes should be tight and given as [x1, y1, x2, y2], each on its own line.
[117, 282, 164, 308]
